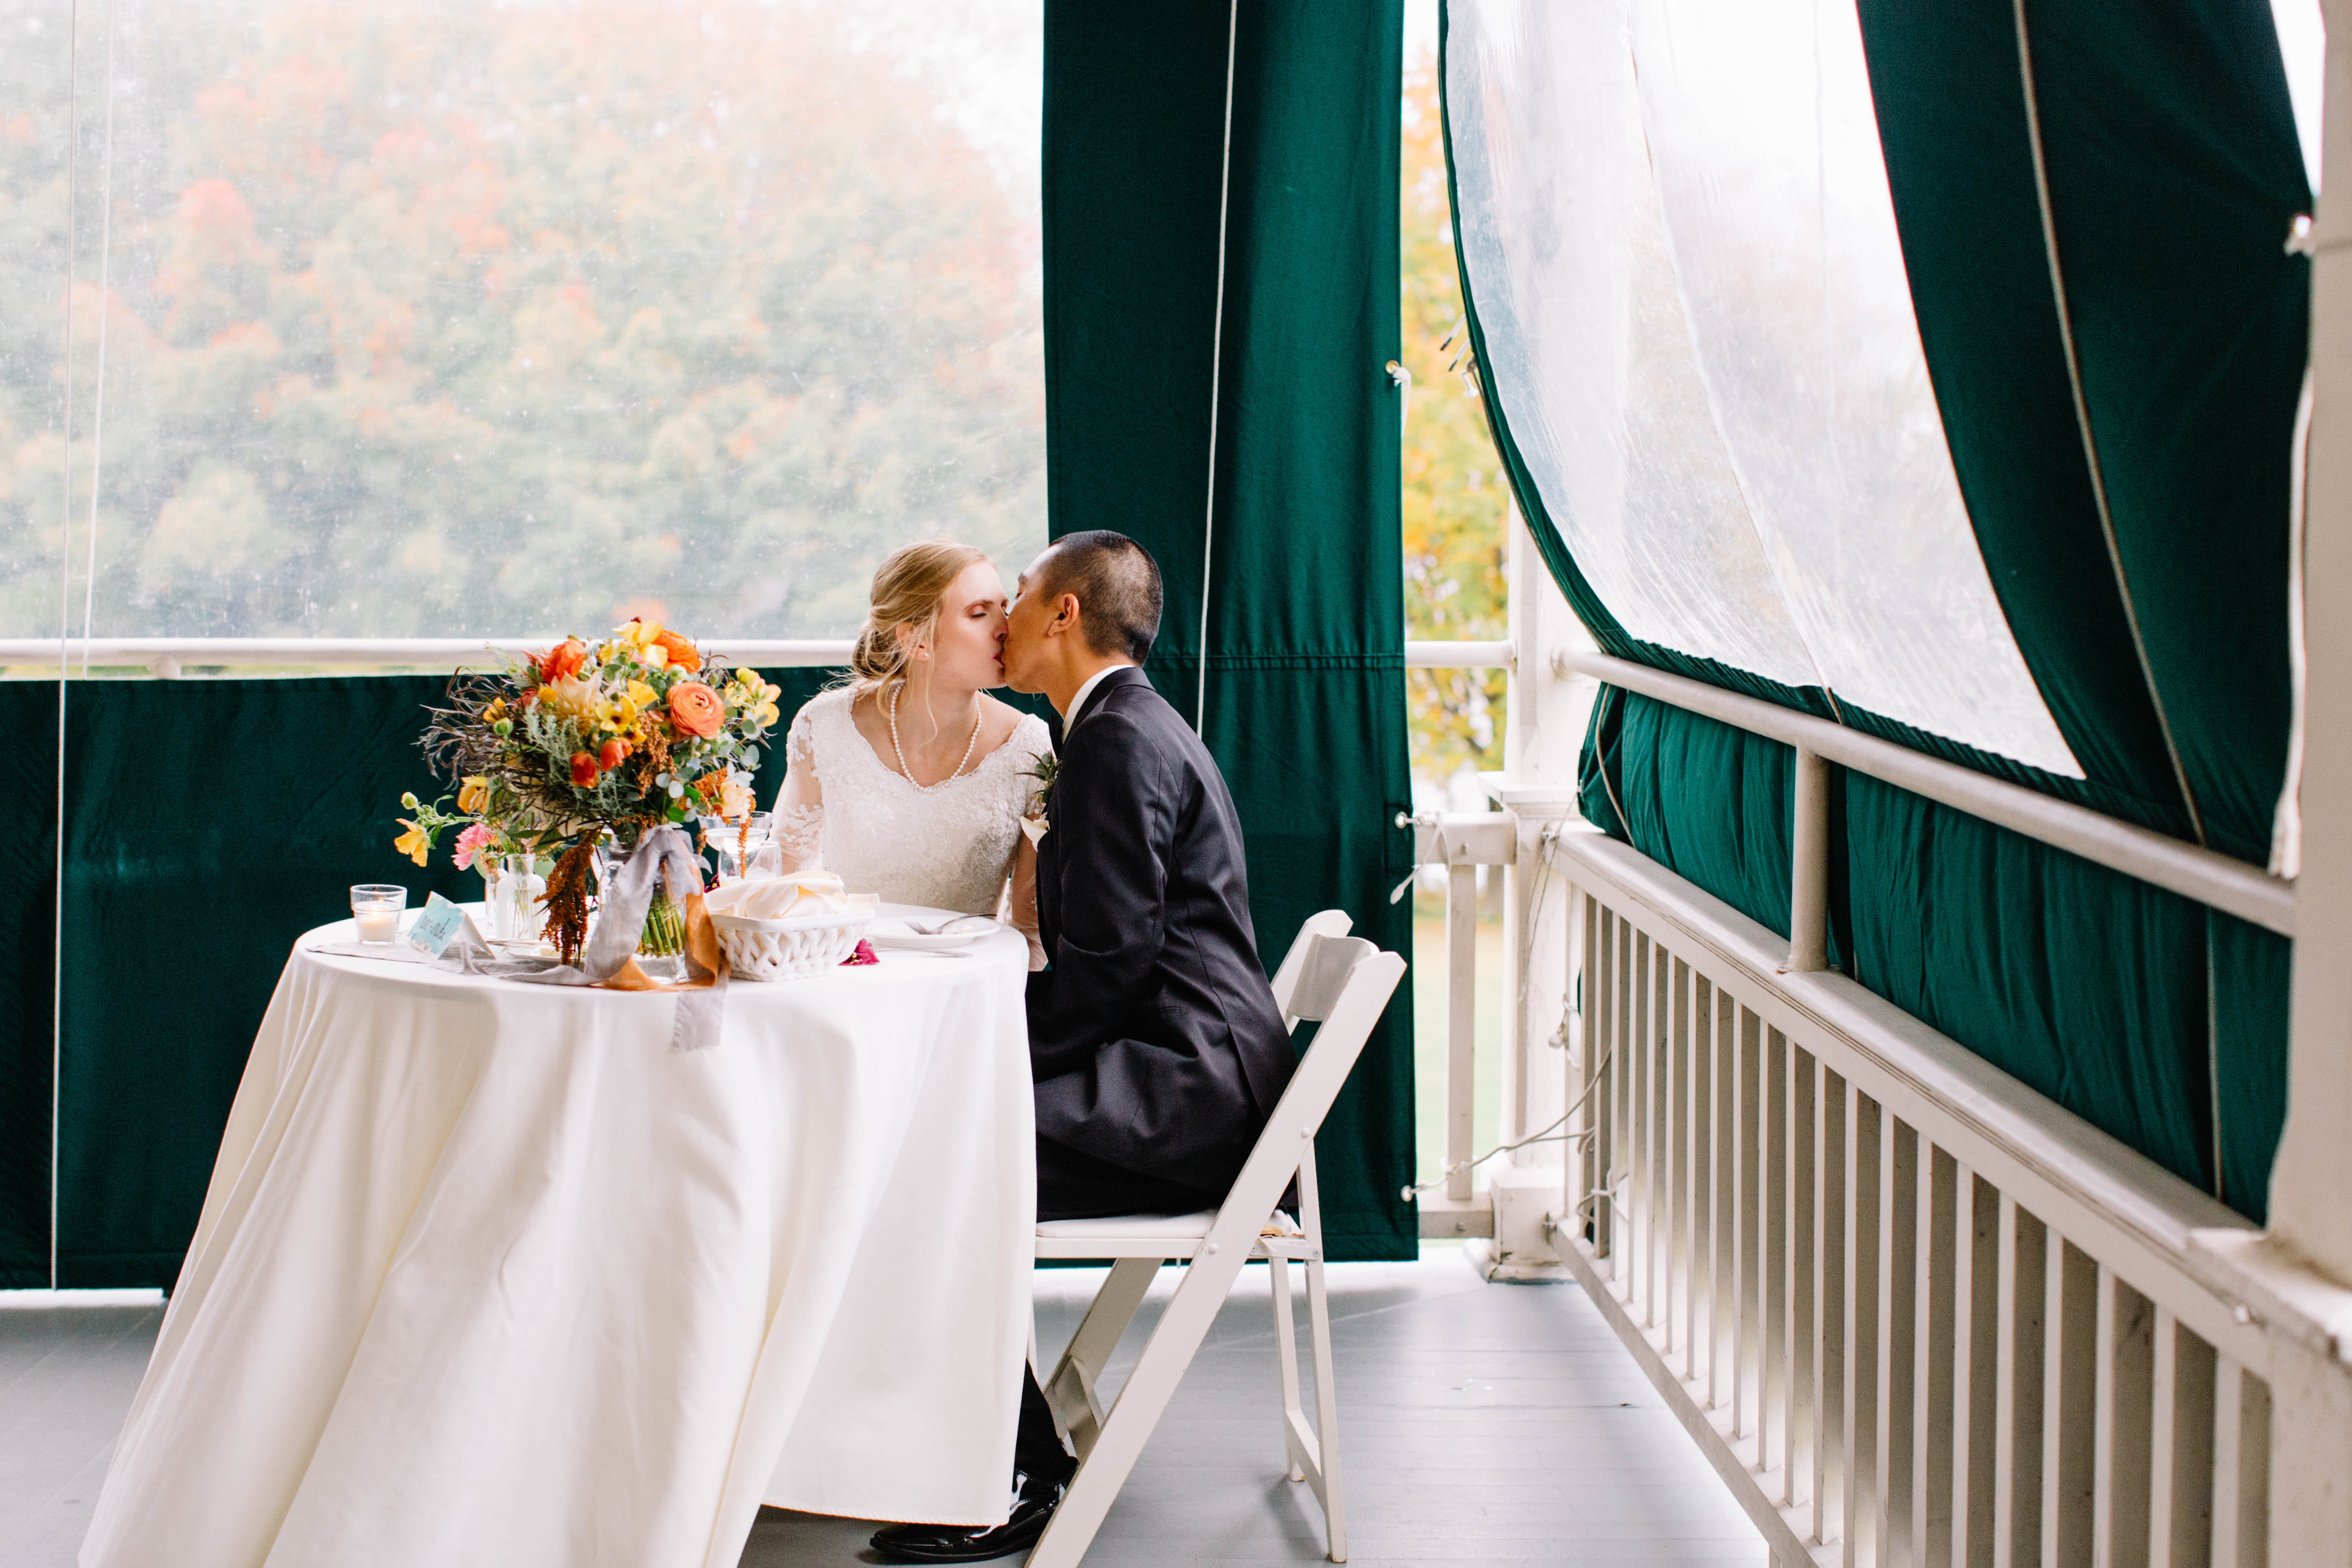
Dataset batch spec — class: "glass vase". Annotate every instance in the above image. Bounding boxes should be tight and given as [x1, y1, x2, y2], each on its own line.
[483, 852, 548, 944]
[595, 839, 688, 957]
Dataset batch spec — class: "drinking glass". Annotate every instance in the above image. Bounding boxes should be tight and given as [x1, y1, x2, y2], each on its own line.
[699, 812, 773, 884]
[350, 884, 408, 944]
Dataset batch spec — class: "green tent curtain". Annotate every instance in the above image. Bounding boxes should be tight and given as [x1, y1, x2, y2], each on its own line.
[1457, 0, 2303, 1219]
[1045, 0, 1415, 1259]
[0, 669, 846, 1289]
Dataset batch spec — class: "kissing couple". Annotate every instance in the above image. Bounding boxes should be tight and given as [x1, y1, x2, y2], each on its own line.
[772, 530, 1295, 1562]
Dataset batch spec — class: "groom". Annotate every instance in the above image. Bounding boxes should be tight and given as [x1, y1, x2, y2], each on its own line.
[869, 530, 1295, 1564]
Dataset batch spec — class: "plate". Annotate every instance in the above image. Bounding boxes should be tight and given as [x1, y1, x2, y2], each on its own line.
[866, 915, 997, 950]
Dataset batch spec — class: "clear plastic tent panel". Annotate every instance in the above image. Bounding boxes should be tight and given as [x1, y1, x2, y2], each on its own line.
[0, 0, 1045, 641]
[2271, 0, 2326, 194]
[1451, 0, 2083, 778]
[1445, 0, 1821, 690]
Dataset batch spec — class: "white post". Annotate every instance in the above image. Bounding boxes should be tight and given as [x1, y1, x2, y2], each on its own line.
[2271, 0, 2352, 1298]
[1788, 747, 1831, 973]
[1445, 859, 1478, 1204]
[2263, 1, 2352, 1559]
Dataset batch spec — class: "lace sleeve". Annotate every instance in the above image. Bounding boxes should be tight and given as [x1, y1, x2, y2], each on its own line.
[775, 705, 823, 871]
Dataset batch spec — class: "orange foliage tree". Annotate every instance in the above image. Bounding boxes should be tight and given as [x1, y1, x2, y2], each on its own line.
[0, 1, 1044, 639]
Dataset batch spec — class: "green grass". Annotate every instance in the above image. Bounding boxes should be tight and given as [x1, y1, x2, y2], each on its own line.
[1409, 892, 1505, 1188]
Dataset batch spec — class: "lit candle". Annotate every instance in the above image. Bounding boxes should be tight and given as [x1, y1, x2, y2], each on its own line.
[350, 884, 408, 945]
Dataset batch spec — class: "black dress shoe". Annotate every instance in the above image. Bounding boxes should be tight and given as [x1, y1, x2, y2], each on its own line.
[868, 1465, 1073, 1563]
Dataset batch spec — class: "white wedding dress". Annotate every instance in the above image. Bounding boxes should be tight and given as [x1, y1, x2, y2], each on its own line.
[774, 687, 1053, 951]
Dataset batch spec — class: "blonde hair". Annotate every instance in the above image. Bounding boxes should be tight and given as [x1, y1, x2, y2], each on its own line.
[846, 539, 991, 701]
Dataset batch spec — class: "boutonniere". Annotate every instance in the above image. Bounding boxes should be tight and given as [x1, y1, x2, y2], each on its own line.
[1022, 752, 1058, 845]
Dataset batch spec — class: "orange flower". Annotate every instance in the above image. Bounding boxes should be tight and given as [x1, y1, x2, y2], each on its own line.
[570, 751, 601, 787]
[650, 628, 701, 671]
[536, 637, 588, 686]
[668, 681, 724, 738]
[597, 737, 628, 770]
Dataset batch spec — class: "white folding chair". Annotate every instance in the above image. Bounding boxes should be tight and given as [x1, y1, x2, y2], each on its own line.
[1029, 912, 1406, 1567]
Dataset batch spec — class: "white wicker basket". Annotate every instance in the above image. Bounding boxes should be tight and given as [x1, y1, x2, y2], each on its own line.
[712, 909, 871, 981]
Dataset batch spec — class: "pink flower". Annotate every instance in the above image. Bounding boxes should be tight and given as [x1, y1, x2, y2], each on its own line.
[453, 822, 494, 872]
[841, 939, 878, 967]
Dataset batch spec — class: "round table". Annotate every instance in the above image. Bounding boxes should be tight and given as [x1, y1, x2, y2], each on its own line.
[82, 909, 1036, 1568]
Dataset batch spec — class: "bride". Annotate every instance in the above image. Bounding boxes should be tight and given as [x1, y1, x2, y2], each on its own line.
[773, 540, 1053, 963]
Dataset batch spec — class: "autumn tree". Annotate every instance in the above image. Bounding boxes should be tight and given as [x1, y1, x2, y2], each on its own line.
[0, 0, 1045, 640]
[1400, 42, 1508, 789]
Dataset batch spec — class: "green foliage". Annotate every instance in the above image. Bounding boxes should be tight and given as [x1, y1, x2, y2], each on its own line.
[0, 0, 1045, 639]
[1401, 44, 1508, 787]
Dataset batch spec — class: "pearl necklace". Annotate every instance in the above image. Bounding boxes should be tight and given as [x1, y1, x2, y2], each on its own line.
[887, 682, 983, 791]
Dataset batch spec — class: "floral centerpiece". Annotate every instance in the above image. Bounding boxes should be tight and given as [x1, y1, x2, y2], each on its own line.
[392, 619, 783, 964]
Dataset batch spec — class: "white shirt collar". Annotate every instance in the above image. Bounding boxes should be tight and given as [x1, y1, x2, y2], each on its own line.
[1062, 664, 1132, 731]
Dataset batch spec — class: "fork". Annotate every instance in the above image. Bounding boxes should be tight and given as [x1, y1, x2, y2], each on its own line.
[904, 914, 996, 935]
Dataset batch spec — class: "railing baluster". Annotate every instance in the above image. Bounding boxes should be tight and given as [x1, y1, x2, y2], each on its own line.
[1630, 932, 1652, 1311]
[1789, 1042, 1818, 1513]
[1817, 1062, 1848, 1547]
[1593, 911, 1617, 1258]
[1879, 1118, 1919, 1563]
[2148, 1308, 2216, 1568]
[1692, 973, 1716, 1389]
[1668, 957, 1690, 1362]
[1731, 992, 1750, 1420]
[2093, 1271, 2155, 1568]
[2210, 1361, 2268, 1568]
[2044, 1238, 2097, 1568]
[1764, 1025, 1789, 1488]
[1995, 1199, 2047, 1568]
[1571, 893, 1598, 1243]
[1847, 1085, 1883, 1568]
[1917, 1142, 1958, 1568]
[1955, 1171, 1999, 1568]
[1735, 1005, 1759, 1441]
[1613, 913, 1633, 1266]
[1641, 934, 1662, 1326]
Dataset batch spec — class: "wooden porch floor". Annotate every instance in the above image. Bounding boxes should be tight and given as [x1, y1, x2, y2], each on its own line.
[2, 1246, 1762, 1566]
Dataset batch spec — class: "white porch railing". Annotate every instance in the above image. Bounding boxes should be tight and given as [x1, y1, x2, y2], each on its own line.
[1415, 591, 2352, 1563]
[0, 637, 1514, 678]
[1552, 825, 2274, 1567]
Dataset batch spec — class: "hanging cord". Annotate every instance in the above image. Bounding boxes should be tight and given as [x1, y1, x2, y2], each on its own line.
[1193, 0, 1239, 736]
[1401, 1037, 1612, 1201]
[51, 0, 83, 1292]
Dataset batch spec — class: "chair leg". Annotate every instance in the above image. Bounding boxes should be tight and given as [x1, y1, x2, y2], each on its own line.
[1305, 1250, 1347, 1562]
[1027, 1242, 1255, 1568]
[1042, 1256, 1160, 1461]
[1269, 1252, 1308, 1482]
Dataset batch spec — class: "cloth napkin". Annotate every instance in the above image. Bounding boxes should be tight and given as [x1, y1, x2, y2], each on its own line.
[708, 869, 849, 920]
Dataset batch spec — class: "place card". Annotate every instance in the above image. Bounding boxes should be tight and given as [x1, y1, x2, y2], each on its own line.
[406, 892, 480, 958]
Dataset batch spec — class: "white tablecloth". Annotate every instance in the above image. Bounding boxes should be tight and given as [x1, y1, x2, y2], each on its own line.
[81, 910, 1036, 1568]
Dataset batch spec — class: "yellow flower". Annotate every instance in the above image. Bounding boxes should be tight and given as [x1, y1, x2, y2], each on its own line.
[717, 774, 754, 819]
[393, 820, 430, 867]
[484, 698, 507, 724]
[642, 644, 668, 670]
[626, 679, 657, 709]
[753, 699, 780, 728]
[534, 674, 600, 724]
[614, 696, 640, 727]
[457, 776, 489, 814]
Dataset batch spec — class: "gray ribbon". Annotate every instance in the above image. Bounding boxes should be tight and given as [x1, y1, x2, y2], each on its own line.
[511, 823, 727, 1051]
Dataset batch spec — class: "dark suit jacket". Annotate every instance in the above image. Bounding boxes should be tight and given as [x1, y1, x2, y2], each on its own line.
[1027, 666, 1295, 1191]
